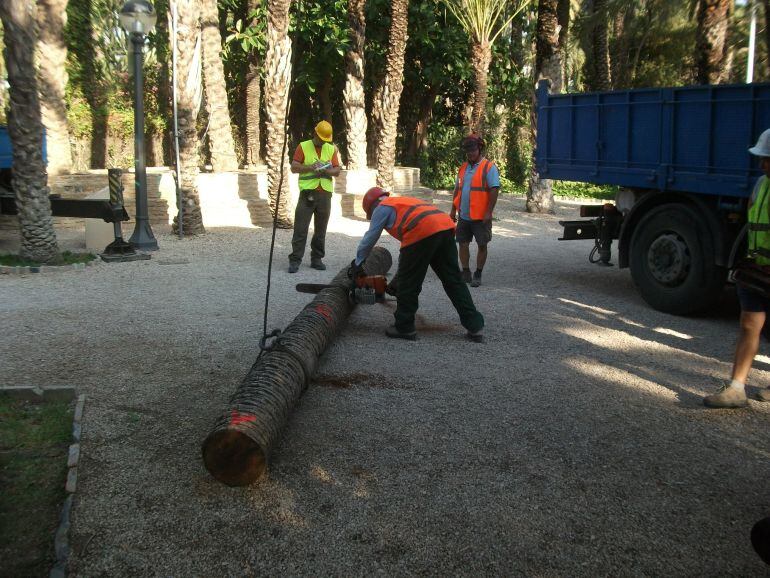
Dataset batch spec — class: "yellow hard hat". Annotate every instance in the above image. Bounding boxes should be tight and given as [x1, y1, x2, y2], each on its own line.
[315, 120, 333, 142]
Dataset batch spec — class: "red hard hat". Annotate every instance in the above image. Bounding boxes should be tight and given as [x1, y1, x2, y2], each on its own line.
[362, 187, 389, 219]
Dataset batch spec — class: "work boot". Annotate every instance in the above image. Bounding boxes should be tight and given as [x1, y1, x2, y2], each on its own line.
[466, 329, 484, 343]
[385, 325, 417, 341]
[288, 262, 299, 274]
[757, 388, 770, 402]
[470, 272, 482, 287]
[461, 269, 472, 284]
[703, 384, 748, 408]
[310, 260, 326, 271]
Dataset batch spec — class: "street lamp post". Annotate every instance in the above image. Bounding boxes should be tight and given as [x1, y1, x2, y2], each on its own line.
[120, 0, 158, 251]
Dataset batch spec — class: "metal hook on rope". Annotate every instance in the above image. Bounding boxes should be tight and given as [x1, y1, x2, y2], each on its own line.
[259, 328, 282, 352]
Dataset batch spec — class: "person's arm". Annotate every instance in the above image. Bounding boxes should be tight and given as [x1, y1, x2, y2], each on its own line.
[290, 145, 323, 174]
[321, 148, 342, 178]
[355, 205, 395, 265]
[449, 175, 459, 222]
[484, 163, 501, 222]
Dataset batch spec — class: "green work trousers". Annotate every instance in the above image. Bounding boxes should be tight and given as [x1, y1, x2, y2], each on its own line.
[289, 190, 332, 264]
[394, 229, 484, 334]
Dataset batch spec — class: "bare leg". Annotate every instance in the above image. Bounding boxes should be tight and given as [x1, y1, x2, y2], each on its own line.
[732, 310, 766, 383]
[476, 244, 488, 271]
[458, 242, 471, 270]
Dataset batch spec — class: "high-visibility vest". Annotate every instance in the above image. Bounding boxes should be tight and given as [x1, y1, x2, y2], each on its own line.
[748, 175, 770, 266]
[453, 158, 494, 220]
[298, 140, 335, 192]
[381, 197, 455, 248]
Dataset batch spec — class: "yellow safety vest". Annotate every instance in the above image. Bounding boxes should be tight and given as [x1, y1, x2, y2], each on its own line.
[748, 176, 770, 266]
[298, 140, 335, 192]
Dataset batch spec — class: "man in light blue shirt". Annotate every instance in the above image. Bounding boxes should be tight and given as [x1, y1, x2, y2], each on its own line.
[449, 135, 500, 287]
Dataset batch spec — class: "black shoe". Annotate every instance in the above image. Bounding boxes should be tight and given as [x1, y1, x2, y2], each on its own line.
[461, 269, 472, 284]
[385, 325, 417, 340]
[470, 272, 482, 287]
[466, 330, 484, 343]
[288, 262, 299, 273]
[310, 260, 326, 271]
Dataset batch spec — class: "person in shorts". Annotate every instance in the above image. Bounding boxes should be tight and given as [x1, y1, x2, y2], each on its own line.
[449, 134, 500, 287]
[704, 128, 770, 408]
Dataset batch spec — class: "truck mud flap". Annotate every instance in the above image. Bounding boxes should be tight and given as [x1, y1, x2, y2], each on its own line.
[558, 220, 598, 241]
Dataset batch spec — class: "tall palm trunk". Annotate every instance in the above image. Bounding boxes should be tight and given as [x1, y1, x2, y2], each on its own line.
[1, 0, 60, 262]
[557, 0, 570, 89]
[173, 0, 205, 235]
[374, 0, 408, 190]
[245, 0, 262, 168]
[154, 0, 174, 166]
[264, 0, 293, 227]
[343, 0, 367, 170]
[591, 0, 611, 91]
[526, 0, 560, 214]
[469, 39, 492, 136]
[764, 0, 770, 78]
[36, 0, 72, 175]
[696, 0, 731, 85]
[201, 0, 238, 171]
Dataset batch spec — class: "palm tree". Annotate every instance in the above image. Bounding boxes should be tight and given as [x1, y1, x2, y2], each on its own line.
[36, 0, 73, 175]
[526, 0, 560, 214]
[244, 0, 262, 168]
[695, 0, 731, 84]
[342, 0, 367, 170]
[439, 0, 529, 136]
[374, 0, 408, 190]
[1, 0, 60, 262]
[173, 0, 205, 234]
[264, 0, 293, 227]
[589, 0, 611, 90]
[200, 0, 239, 171]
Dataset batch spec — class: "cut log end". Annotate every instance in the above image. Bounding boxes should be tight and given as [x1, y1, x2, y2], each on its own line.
[202, 429, 267, 486]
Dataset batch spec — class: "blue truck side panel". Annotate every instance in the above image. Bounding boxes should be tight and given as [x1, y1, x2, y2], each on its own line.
[535, 80, 770, 199]
[0, 126, 47, 170]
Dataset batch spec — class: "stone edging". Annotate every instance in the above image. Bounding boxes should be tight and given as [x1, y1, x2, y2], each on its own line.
[50, 393, 85, 578]
[0, 261, 97, 275]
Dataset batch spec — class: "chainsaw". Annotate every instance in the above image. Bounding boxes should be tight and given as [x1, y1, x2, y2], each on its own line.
[295, 275, 390, 305]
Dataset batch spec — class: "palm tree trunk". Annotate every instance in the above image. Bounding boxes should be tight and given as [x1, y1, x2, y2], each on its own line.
[526, 0, 560, 214]
[244, 0, 262, 168]
[469, 39, 492, 137]
[173, 0, 205, 235]
[343, 0, 367, 170]
[591, 0, 611, 91]
[375, 0, 408, 190]
[696, 0, 732, 84]
[154, 0, 174, 166]
[201, 0, 239, 171]
[36, 0, 72, 175]
[264, 0, 293, 227]
[557, 0, 570, 91]
[764, 0, 770, 78]
[1, 0, 60, 262]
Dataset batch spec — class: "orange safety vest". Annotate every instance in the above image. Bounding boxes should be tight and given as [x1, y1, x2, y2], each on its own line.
[380, 197, 455, 249]
[453, 158, 494, 221]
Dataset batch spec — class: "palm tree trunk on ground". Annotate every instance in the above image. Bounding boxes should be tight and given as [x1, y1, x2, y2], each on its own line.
[375, 0, 408, 190]
[244, 0, 262, 168]
[343, 0, 367, 170]
[173, 0, 205, 235]
[264, 0, 293, 227]
[201, 0, 239, 171]
[36, 0, 72, 175]
[1, 0, 60, 262]
[696, 0, 731, 84]
[469, 40, 492, 137]
[526, 0, 560, 214]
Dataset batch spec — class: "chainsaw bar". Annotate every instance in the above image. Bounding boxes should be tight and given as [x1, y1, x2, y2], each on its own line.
[295, 283, 337, 294]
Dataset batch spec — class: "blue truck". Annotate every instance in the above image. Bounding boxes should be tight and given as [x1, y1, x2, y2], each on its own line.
[535, 80, 770, 314]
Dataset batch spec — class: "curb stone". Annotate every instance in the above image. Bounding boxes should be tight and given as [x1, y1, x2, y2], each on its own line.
[0, 260, 97, 275]
[50, 393, 86, 578]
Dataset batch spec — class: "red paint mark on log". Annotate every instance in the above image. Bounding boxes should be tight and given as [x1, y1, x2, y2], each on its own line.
[230, 410, 256, 426]
[314, 304, 334, 322]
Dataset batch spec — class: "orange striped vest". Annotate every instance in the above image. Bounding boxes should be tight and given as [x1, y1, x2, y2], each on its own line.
[380, 197, 455, 248]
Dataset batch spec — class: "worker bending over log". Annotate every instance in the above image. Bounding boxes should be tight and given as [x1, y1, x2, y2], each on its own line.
[351, 187, 485, 342]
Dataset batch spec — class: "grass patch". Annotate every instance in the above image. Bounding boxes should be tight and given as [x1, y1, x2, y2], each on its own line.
[499, 180, 617, 201]
[0, 250, 96, 267]
[0, 398, 73, 576]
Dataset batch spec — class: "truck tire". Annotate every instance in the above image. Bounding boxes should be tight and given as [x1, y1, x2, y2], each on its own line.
[629, 203, 726, 315]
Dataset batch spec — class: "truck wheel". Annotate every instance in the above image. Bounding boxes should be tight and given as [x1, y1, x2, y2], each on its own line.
[629, 204, 726, 315]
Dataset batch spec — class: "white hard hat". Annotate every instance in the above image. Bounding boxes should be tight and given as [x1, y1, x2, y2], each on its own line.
[749, 129, 770, 157]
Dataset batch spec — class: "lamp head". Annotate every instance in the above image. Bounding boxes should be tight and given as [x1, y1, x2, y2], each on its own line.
[119, 0, 157, 35]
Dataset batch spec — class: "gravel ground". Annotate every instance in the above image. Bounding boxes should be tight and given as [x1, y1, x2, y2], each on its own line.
[3, 193, 770, 576]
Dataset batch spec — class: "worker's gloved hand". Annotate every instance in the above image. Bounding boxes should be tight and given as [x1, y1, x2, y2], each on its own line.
[347, 259, 365, 279]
